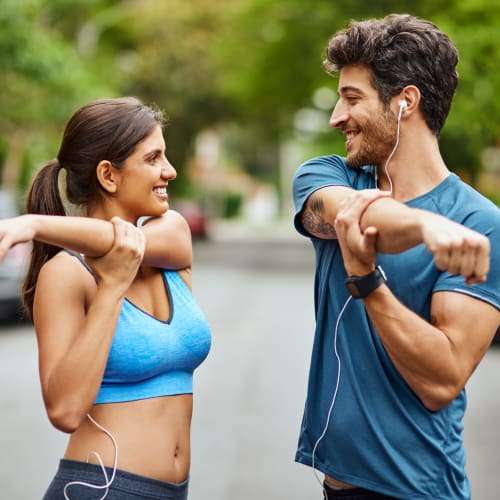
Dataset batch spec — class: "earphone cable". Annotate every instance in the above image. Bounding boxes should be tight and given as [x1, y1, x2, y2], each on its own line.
[63, 414, 118, 500]
[311, 295, 352, 496]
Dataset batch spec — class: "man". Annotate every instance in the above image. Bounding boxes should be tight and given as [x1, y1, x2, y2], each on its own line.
[292, 14, 500, 500]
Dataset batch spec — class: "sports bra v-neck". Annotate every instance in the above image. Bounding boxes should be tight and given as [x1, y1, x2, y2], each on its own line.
[64, 250, 211, 403]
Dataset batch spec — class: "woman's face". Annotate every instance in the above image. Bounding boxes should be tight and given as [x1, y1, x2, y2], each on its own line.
[112, 125, 177, 222]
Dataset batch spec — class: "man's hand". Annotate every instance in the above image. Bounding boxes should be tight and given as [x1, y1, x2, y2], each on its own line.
[420, 214, 490, 284]
[334, 190, 391, 275]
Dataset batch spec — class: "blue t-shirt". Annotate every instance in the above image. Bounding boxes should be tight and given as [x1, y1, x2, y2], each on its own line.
[292, 155, 500, 499]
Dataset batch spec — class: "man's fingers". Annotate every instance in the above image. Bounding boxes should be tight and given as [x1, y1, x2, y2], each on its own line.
[339, 189, 391, 221]
[433, 230, 490, 283]
[362, 226, 378, 253]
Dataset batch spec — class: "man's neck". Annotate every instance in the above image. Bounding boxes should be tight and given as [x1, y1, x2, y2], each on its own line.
[376, 129, 449, 202]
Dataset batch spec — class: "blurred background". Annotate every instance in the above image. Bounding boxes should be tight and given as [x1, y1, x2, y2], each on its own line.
[1, 0, 500, 222]
[1, 0, 500, 499]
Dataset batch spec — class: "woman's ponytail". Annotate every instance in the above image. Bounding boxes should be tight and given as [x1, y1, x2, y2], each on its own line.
[22, 159, 66, 320]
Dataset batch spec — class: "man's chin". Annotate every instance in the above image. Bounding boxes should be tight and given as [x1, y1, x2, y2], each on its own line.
[345, 155, 364, 170]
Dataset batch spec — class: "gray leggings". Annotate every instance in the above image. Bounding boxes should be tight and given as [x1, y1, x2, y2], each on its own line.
[42, 459, 189, 499]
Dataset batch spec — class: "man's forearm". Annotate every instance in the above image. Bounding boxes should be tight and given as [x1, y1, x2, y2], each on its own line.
[359, 197, 426, 254]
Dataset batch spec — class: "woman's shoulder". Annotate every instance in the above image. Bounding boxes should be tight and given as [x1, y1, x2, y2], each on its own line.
[140, 209, 189, 232]
[37, 251, 96, 299]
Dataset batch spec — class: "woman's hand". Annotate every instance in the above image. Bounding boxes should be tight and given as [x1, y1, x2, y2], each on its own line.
[0, 214, 36, 262]
[85, 217, 145, 295]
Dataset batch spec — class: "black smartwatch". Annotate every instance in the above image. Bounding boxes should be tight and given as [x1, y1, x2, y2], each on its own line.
[344, 265, 387, 299]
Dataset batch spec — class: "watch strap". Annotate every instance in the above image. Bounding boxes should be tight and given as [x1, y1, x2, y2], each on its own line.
[345, 265, 387, 299]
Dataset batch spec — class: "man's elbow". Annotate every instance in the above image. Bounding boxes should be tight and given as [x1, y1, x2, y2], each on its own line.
[420, 384, 463, 412]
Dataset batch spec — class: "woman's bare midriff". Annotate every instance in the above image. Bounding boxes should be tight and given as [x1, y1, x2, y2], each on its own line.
[64, 394, 192, 484]
[325, 475, 357, 489]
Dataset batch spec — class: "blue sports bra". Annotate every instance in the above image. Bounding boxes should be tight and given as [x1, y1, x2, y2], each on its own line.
[65, 251, 211, 404]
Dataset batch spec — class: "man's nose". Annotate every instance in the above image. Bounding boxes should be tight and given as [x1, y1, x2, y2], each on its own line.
[329, 106, 349, 129]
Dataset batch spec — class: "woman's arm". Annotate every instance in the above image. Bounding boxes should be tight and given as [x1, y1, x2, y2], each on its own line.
[0, 214, 113, 259]
[0, 210, 192, 270]
[140, 209, 192, 269]
[35, 218, 145, 432]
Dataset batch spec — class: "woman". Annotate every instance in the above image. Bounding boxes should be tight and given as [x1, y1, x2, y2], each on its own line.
[0, 97, 211, 499]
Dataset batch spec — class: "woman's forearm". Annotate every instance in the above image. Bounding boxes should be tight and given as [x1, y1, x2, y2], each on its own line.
[30, 214, 114, 257]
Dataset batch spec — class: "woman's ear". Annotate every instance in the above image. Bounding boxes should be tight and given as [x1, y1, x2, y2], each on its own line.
[96, 160, 119, 194]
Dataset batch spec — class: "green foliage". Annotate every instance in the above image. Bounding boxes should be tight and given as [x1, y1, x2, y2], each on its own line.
[0, 0, 113, 130]
[209, 0, 500, 183]
[0, 0, 499, 194]
[0, 0, 118, 187]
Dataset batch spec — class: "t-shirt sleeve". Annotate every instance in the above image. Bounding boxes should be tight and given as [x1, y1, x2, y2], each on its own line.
[433, 207, 500, 311]
[292, 155, 352, 237]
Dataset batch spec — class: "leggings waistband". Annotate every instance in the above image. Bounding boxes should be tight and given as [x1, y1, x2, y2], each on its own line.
[43, 459, 189, 500]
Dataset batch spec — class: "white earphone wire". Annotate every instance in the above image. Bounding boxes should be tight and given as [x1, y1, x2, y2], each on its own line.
[381, 101, 405, 195]
[311, 295, 352, 496]
[311, 99, 403, 495]
[63, 414, 119, 500]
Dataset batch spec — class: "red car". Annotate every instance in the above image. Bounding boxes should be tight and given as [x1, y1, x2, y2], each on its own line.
[175, 201, 209, 240]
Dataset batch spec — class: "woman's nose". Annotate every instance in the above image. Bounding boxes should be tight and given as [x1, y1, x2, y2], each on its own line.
[163, 160, 177, 180]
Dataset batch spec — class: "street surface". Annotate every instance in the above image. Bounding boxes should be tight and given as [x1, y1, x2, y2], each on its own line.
[0, 229, 499, 499]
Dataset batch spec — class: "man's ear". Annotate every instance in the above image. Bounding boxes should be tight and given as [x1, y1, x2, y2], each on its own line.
[399, 85, 420, 114]
[96, 160, 119, 194]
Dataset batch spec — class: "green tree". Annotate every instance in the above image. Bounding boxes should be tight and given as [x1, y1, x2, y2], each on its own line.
[210, 0, 500, 187]
[0, 0, 115, 190]
[1, 0, 498, 201]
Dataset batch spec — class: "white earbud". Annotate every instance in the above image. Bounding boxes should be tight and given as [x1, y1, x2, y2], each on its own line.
[399, 99, 408, 110]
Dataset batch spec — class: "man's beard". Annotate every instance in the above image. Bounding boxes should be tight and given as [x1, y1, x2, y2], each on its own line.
[346, 108, 398, 170]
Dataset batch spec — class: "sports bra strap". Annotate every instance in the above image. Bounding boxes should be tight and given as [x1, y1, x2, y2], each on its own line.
[62, 249, 98, 283]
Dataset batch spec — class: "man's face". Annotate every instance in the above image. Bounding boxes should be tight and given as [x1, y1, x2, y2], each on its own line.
[330, 65, 397, 169]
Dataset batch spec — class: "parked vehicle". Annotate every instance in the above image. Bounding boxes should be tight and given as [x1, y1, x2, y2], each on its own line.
[175, 200, 209, 240]
[0, 190, 30, 322]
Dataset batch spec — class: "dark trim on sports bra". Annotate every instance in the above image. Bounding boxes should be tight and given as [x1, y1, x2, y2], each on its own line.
[62, 249, 98, 283]
[62, 249, 174, 323]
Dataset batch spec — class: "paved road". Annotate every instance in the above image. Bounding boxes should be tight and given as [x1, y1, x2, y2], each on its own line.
[0, 236, 499, 499]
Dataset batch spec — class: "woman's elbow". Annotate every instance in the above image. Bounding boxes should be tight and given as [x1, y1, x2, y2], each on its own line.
[46, 403, 86, 433]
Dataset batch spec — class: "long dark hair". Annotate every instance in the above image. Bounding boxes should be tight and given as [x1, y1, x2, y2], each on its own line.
[22, 97, 164, 319]
[324, 14, 459, 137]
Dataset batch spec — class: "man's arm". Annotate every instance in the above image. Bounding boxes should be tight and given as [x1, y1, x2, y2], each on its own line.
[332, 191, 499, 411]
[302, 186, 489, 283]
[364, 285, 500, 411]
